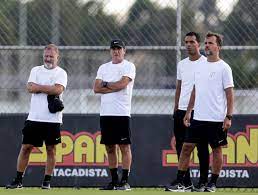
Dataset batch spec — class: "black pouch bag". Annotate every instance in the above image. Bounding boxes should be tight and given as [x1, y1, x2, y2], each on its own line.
[47, 95, 64, 113]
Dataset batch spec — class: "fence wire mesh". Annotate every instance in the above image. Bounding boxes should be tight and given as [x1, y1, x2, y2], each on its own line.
[0, 0, 258, 114]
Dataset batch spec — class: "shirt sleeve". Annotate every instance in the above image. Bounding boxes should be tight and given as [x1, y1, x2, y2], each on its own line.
[55, 69, 68, 89]
[122, 62, 136, 80]
[27, 67, 37, 83]
[222, 64, 234, 89]
[96, 66, 103, 80]
[177, 62, 182, 80]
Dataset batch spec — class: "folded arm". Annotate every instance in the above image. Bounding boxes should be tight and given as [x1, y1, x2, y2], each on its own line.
[93, 76, 131, 94]
[27, 82, 64, 95]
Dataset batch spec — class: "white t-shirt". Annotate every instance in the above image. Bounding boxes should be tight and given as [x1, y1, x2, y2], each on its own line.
[96, 60, 136, 116]
[27, 65, 68, 123]
[177, 55, 207, 110]
[193, 59, 234, 122]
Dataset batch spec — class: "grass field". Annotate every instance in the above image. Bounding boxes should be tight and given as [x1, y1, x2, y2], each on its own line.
[1, 188, 258, 195]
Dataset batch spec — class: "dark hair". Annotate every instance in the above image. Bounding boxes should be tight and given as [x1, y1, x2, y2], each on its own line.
[206, 31, 223, 47]
[185, 32, 201, 43]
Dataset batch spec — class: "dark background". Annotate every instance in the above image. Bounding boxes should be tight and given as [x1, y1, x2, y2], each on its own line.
[0, 114, 257, 187]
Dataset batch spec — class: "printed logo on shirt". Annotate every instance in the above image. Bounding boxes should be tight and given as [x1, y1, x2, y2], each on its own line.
[209, 72, 216, 78]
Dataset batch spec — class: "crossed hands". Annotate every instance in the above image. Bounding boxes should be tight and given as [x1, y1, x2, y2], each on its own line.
[27, 83, 41, 93]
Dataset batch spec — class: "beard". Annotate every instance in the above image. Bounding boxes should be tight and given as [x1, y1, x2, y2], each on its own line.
[44, 62, 54, 69]
[205, 50, 213, 56]
[188, 50, 196, 56]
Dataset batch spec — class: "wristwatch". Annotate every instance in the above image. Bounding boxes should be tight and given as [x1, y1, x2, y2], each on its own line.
[226, 115, 233, 120]
[102, 81, 108, 87]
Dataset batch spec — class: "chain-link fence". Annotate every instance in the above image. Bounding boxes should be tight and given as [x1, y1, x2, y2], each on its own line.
[0, 0, 258, 114]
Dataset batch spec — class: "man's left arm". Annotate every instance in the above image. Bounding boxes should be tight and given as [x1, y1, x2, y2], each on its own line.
[27, 83, 64, 95]
[94, 79, 119, 94]
[223, 87, 234, 130]
[105, 76, 132, 90]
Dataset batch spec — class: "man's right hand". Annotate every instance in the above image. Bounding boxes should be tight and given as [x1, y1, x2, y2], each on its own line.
[27, 83, 40, 93]
[183, 112, 191, 127]
[173, 105, 178, 113]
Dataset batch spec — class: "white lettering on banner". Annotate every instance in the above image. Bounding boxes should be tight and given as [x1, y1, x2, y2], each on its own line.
[190, 169, 249, 178]
[219, 169, 249, 178]
[191, 169, 199, 177]
[53, 168, 108, 177]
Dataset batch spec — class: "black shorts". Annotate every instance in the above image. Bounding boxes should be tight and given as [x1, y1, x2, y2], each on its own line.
[185, 119, 228, 148]
[22, 120, 61, 147]
[173, 109, 193, 143]
[100, 116, 131, 145]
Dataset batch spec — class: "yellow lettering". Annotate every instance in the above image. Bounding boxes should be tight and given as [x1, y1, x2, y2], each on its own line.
[96, 134, 107, 164]
[192, 147, 199, 164]
[165, 153, 178, 164]
[237, 128, 258, 164]
[56, 135, 73, 163]
[223, 136, 235, 164]
[74, 135, 94, 163]
[29, 146, 46, 163]
[118, 148, 122, 163]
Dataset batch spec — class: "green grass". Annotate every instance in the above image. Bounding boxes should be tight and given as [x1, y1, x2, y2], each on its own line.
[1, 188, 258, 195]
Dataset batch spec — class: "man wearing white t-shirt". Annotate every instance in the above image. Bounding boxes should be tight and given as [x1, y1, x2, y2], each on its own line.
[170, 32, 234, 192]
[165, 32, 209, 192]
[6, 44, 67, 190]
[94, 39, 136, 191]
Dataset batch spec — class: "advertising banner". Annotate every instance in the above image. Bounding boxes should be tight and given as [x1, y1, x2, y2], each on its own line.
[0, 114, 257, 187]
